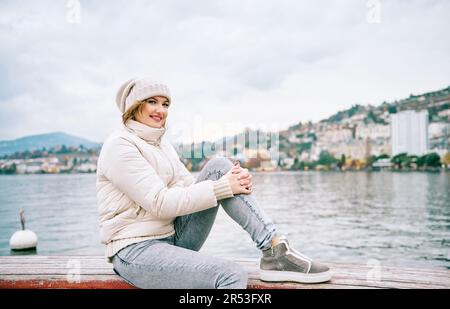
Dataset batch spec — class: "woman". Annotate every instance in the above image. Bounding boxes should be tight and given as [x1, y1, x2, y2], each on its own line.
[96, 78, 331, 289]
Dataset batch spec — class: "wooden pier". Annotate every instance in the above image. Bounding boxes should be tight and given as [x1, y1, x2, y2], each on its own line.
[0, 256, 449, 289]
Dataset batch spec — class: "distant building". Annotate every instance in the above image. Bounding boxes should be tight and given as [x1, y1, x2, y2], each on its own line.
[76, 163, 97, 173]
[372, 158, 392, 169]
[428, 122, 450, 157]
[356, 123, 390, 141]
[25, 161, 42, 173]
[438, 109, 450, 120]
[391, 110, 429, 156]
[256, 159, 276, 172]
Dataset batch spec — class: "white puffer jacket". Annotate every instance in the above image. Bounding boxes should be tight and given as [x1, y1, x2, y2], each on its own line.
[96, 119, 233, 260]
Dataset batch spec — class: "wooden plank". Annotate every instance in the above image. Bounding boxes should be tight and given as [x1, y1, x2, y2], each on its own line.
[1, 271, 447, 288]
[0, 277, 134, 289]
[0, 256, 449, 289]
[2, 257, 448, 278]
[0, 274, 371, 290]
[2, 255, 447, 274]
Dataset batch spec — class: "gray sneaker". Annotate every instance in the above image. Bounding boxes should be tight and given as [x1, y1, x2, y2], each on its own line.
[259, 236, 332, 284]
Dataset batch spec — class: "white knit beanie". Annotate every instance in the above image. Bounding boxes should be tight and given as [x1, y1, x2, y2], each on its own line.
[115, 78, 171, 113]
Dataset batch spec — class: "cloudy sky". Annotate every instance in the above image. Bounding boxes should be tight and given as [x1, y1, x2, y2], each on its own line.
[0, 0, 449, 144]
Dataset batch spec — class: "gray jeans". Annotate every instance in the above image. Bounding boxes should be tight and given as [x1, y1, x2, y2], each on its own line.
[112, 157, 277, 289]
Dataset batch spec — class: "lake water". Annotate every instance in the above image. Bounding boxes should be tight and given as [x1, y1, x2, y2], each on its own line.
[0, 172, 449, 269]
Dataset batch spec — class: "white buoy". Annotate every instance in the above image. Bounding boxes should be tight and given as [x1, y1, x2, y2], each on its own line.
[9, 210, 38, 251]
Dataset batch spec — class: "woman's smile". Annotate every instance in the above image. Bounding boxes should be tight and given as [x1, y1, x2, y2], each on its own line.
[150, 114, 163, 122]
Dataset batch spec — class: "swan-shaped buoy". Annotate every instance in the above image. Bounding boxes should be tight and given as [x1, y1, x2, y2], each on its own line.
[9, 210, 38, 251]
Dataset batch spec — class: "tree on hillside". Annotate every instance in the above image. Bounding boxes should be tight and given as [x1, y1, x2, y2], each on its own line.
[388, 105, 397, 114]
[377, 154, 390, 160]
[418, 152, 441, 168]
[338, 154, 346, 169]
[424, 153, 441, 167]
[391, 153, 408, 168]
[318, 151, 339, 166]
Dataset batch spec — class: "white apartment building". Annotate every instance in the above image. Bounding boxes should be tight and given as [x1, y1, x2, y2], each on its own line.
[391, 110, 429, 156]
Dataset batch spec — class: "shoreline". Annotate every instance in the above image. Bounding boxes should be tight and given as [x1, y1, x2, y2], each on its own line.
[1, 169, 449, 176]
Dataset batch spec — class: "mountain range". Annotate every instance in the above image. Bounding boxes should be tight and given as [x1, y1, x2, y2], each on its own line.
[0, 132, 101, 157]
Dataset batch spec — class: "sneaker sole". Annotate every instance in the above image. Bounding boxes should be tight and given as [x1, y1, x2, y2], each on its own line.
[259, 269, 332, 284]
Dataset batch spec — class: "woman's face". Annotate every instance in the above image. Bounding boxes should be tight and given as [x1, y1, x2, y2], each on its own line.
[135, 96, 170, 128]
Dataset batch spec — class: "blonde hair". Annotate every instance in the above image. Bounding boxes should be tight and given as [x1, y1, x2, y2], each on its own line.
[122, 101, 145, 125]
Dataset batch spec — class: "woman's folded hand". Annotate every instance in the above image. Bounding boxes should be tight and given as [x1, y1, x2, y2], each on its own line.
[226, 162, 253, 194]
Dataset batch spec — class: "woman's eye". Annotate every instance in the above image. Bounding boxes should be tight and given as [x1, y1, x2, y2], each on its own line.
[163, 103, 170, 107]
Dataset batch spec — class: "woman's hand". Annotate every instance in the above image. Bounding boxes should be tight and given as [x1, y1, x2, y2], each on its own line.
[226, 161, 253, 195]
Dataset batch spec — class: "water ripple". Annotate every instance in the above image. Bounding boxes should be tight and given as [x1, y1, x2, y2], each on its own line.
[0, 172, 449, 268]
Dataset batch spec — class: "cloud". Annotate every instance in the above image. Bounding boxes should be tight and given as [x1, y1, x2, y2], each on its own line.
[0, 0, 449, 143]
